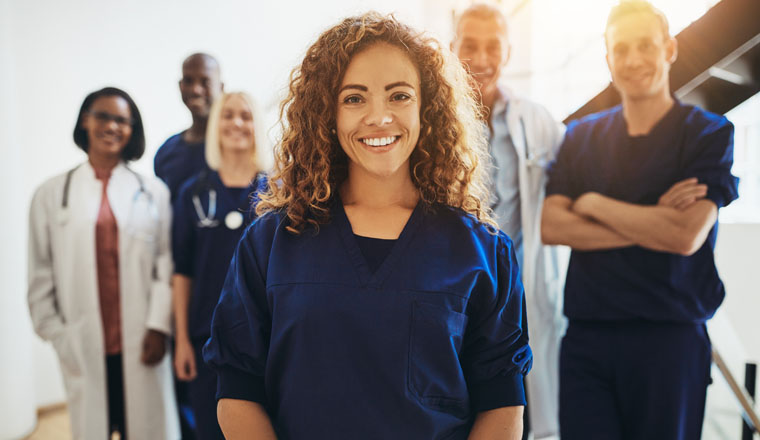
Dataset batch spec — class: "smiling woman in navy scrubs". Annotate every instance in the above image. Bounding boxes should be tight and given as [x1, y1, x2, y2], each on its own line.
[203, 13, 531, 440]
[171, 91, 267, 439]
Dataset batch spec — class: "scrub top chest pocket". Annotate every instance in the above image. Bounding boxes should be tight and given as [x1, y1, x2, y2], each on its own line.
[408, 300, 470, 416]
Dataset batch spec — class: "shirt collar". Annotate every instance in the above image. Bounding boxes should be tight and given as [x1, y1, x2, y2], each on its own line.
[491, 85, 509, 119]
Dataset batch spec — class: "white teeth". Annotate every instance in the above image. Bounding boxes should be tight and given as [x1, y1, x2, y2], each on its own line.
[361, 136, 397, 147]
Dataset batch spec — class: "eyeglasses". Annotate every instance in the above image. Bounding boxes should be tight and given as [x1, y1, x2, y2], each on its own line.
[88, 111, 134, 127]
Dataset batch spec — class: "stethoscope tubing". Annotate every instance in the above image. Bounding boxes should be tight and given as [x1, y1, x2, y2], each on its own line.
[58, 163, 156, 223]
[193, 189, 220, 228]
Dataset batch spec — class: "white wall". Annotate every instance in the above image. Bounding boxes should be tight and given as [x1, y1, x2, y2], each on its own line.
[704, 223, 760, 440]
[0, 1, 38, 438]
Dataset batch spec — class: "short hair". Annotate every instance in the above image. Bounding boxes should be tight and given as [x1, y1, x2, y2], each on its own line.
[606, 0, 670, 40]
[73, 87, 145, 161]
[453, 3, 509, 38]
[256, 12, 494, 233]
[182, 52, 221, 76]
[205, 92, 268, 172]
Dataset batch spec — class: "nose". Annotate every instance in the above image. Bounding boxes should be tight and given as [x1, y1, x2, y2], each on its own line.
[471, 49, 489, 68]
[104, 118, 119, 132]
[363, 99, 393, 126]
[624, 49, 645, 69]
[191, 81, 205, 96]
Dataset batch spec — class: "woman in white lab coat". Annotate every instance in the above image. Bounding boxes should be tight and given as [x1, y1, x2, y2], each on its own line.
[27, 87, 179, 439]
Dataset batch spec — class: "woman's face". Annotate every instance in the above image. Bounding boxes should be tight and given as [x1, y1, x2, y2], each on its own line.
[219, 94, 256, 155]
[80, 95, 133, 159]
[336, 43, 421, 180]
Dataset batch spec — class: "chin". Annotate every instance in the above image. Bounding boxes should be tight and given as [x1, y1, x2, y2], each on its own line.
[369, 163, 408, 179]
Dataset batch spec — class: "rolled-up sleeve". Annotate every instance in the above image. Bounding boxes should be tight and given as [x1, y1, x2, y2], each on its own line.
[203, 222, 272, 404]
[682, 118, 739, 209]
[461, 233, 532, 412]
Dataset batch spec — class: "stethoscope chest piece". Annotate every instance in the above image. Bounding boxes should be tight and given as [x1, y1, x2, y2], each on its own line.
[225, 211, 244, 230]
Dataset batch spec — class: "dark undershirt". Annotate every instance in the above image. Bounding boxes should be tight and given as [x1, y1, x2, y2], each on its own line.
[353, 234, 397, 274]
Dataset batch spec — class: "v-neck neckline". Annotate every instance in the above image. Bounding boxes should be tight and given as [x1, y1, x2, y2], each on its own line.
[333, 196, 424, 288]
[618, 99, 683, 141]
[211, 171, 260, 211]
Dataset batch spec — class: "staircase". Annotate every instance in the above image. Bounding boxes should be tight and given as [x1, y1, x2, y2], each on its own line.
[564, 0, 760, 123]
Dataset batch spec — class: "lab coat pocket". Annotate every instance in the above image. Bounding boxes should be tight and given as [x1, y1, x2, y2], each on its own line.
[408, 301, 469, 417]
[52, 329, 82, 377]
[125, 194, 160, 244]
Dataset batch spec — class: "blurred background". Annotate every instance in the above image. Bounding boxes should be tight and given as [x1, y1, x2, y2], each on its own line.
[1, 0, 757, 438]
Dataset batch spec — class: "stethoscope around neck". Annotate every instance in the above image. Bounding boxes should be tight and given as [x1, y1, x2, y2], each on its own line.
[57, 163, 156, 225]
[191, 170, 259, 230]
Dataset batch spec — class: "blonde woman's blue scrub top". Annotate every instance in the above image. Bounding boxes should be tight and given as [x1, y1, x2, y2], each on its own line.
[172, 171, 266, 343]
[203, 200, 532, 439]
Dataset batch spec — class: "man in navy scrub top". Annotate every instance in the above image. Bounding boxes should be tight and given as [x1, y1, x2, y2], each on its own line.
[204, 12, 532, 439]
[155, 52, 223, 438]
[542, 2, 739, 439]
[155, 53, 224, 202]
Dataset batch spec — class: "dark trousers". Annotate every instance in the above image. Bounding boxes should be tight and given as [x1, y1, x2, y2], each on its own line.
[106, 354, 127, 440]
[187, 342, 225, 439]
[559, 320, 712, 440]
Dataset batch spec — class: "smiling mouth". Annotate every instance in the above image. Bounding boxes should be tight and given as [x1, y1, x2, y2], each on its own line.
[360, 136, 399, 147]
[624, 72, 652, 81]
[187, 97, 207, 106]
[97, 134, 122, 144]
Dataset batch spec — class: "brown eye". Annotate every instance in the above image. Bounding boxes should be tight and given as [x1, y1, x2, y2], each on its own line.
[343, 95, 363, 104]
[391, 93, 410, 102]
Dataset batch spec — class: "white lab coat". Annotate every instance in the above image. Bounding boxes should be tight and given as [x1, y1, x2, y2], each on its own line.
[27, 161, 179, 440]
[500, 88, 568, 439]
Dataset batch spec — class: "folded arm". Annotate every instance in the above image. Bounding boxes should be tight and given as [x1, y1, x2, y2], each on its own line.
[541, 194, 634, 250]
[572, 192, 717, 256]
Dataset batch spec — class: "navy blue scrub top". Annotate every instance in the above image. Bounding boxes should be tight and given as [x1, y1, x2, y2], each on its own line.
[154, 132, 209, 202]
[203, 199, 532, 439]
[547, 100, 739, 323]
[173, 171, 266, 343]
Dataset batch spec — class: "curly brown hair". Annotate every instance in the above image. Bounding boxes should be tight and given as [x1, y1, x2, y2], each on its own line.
[257, 11, 495, 233]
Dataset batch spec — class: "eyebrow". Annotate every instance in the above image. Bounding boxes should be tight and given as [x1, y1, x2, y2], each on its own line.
[338, 81, 416, 94]
[385, 81, 415, 91]
[339, 84, 367, 93]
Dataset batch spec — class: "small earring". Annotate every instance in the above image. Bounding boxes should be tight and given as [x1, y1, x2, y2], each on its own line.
[331, 128, 337, 134]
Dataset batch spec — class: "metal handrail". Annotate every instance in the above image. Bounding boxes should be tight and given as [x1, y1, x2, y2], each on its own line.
[712, 347, 760, 436]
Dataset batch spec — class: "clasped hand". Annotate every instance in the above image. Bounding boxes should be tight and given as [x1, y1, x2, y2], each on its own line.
[572, 177, 707, 215]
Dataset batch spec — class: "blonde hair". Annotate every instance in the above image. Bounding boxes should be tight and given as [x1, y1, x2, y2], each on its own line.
[606, 0, 670, 40]
[453, 3, 509, 39]
[256, 12, 496, 234]
[205, 91, 269, 171]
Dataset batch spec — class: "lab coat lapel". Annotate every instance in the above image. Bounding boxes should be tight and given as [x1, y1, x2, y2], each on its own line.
[107, 162, 133, 229]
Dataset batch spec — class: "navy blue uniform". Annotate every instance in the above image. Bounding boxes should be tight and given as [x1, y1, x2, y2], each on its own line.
[547, 100, 738, 440]
[173, 171, 266, 439]
[155, 133, 208, 202]
[204, 200, 532, 439]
